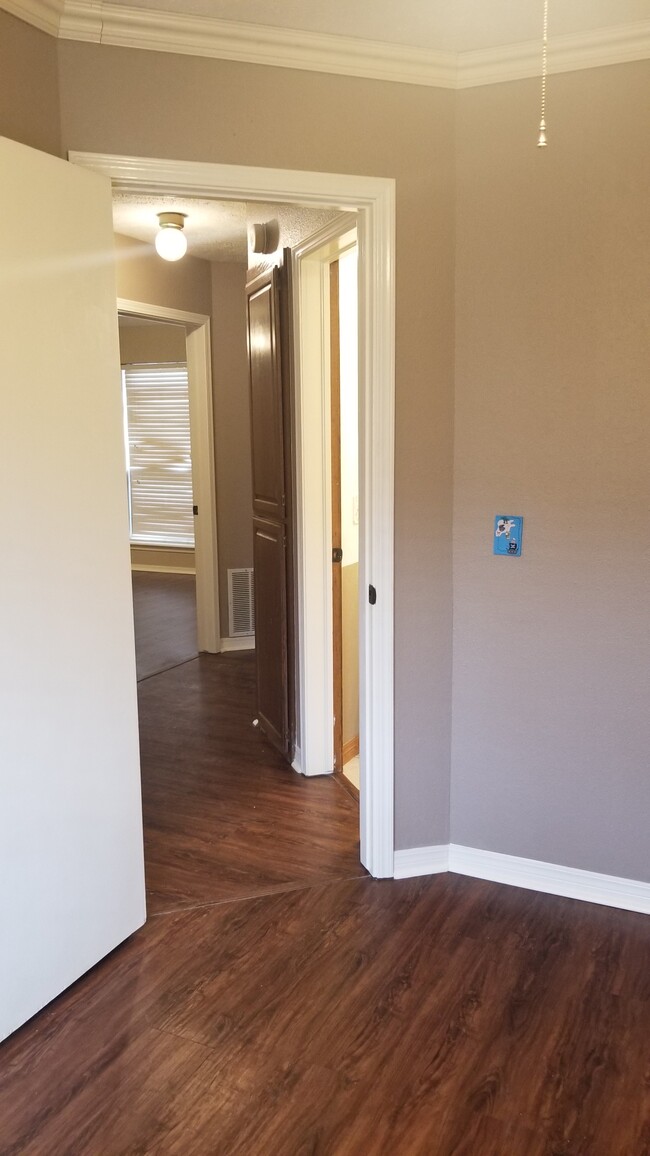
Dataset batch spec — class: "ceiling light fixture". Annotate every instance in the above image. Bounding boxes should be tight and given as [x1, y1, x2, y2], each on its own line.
[155, 212, 187, 261]
[537, 0, 549, 147]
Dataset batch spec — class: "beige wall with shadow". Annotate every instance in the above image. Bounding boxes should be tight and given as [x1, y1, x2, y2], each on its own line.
[0, 11, 61, 157]
[118, 319, 187, 365]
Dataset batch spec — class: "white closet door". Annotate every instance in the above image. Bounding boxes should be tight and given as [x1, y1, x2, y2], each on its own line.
[0, 136, 145, 1041]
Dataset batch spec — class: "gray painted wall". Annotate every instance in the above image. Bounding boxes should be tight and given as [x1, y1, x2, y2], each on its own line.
[452, 62, 650, 881]
[3, 18, 648, 875]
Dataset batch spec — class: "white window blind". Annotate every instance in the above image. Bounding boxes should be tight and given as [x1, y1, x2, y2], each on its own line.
[123, 363, 195, 547]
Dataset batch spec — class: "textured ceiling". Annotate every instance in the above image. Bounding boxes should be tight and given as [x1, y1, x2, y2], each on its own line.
[98, 0, 650, 54]
[112, 193, 350, 263]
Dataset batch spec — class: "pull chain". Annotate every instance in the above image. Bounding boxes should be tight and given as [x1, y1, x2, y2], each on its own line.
[538, 0, 549, 147]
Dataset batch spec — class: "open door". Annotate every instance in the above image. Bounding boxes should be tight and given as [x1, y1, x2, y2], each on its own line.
[246, 259, 295, 760]
[0, 137, 146, 1041]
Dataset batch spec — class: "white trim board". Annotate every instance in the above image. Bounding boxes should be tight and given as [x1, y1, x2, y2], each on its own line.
[220, 636, 255, 653]
[394, 843, 650, 915]
[291, 745, 302, 775]
[131, 563, 195, 575]
[449, 845, 650, 915]
[394, 845, 449, 879]
[117, 299, 208, 328]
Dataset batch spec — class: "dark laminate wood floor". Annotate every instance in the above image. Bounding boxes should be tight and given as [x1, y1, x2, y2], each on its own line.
[139, 653, 365, 913]
[2, 652, 650, 1153]
[131, 570, 198, 681]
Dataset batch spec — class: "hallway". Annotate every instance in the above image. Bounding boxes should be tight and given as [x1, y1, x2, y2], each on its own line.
[140, 651, 365, 913]
[131, 570, 198, 682]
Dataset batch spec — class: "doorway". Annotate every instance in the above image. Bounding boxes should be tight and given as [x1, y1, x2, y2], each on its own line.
[294, 230, 361, 794]
[72, 151, 396, 880]
[117, 298, 220, 656]
[331, 247, 361, 795]
[118, 313, 199, 680]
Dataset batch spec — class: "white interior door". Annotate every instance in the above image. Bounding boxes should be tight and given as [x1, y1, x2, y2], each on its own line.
[0, 137, 146, 1041]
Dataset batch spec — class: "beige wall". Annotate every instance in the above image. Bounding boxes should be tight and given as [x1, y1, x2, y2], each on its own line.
[0, 11, 61, 157]
[119, 320, 187, 364]
[210, 262, 254, 635]
[114, 232, 212, 316]
[56, 43, 457, 850]
[452, 61, 650, 881]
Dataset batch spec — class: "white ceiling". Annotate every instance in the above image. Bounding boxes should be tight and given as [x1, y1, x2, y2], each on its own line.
[99, 0, 650, 54]
[113, 192, 349, 262]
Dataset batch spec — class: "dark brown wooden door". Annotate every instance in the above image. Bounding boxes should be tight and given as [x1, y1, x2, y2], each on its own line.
[246, 262, 294, 760]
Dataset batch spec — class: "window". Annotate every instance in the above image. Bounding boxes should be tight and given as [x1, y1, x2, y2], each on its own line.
[122, 363, 195, 547]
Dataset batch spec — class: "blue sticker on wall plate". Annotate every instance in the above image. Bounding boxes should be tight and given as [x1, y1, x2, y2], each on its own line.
[494, 515, 523, 556]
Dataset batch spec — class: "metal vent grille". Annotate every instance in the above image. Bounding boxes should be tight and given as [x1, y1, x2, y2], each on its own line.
[228, 568, 255, 636]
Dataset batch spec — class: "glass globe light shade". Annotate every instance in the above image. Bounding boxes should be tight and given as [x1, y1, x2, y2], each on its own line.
[155, 225, 187, 262]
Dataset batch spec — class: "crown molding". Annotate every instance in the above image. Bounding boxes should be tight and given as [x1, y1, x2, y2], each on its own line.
[1, 0, 64, 36]
[9, 0, 650, 88]
[458, 20, 650, 88]
[58, 2, 458, 86]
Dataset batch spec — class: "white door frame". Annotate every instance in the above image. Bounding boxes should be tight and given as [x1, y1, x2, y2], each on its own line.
[117, 298, 220, 654]
[71, 152, 395, 880]
[291, 221, 357, 781]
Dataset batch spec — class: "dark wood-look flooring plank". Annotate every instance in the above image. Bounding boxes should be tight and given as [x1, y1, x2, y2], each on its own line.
[2, 875, 650, 1155]
[2, 645, 650, 1154]
[139, 652, 364, 913]
[131, 569, 198, 681]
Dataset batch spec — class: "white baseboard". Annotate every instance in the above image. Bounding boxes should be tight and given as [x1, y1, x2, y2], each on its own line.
[131, 563, 196, 575]
[220, 635, 255, 652]
[393, 842, 650, 915]
[393, 844, 449, 879]
[448, 844, 650, 915]
[291, 746, 302, 775]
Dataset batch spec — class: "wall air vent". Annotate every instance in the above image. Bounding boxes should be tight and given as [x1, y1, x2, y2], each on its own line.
[228, 568, 255, 637]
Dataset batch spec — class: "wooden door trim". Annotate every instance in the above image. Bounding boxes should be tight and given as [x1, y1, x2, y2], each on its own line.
[71, 152, 395, 881]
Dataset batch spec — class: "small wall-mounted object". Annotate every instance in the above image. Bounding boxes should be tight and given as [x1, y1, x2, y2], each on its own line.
[228, 567, 255, 636]
[494, 515, 523, 556]
[248, 220, 280, 255]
